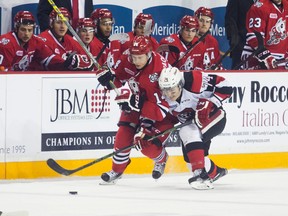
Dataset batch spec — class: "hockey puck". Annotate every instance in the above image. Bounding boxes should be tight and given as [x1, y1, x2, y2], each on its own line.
[69, 191, 78, 195]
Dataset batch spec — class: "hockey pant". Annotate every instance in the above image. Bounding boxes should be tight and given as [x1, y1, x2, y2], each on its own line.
[112, 111, 174, 173]
[180, 109, 226, 172]
[139, 116, 174, 163]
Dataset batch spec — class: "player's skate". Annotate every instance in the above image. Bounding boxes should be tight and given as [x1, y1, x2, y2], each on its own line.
[100, 170, 122, 185]
[212, 167, 228, 182]
[188, 168, 214, 190]
[152, 153, 169, 179]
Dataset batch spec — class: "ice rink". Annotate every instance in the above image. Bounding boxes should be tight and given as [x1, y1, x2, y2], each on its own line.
[1, 169, 288, 216]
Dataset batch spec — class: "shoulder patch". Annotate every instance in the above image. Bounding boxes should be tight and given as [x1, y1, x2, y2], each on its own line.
[164, 36, 175, 43]
[149, 73, 159, 83]
[254, 1, 263, 8]
[0, 38, 10, 45]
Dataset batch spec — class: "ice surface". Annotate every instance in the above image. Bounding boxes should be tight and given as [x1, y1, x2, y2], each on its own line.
[1, 169, 288, 216]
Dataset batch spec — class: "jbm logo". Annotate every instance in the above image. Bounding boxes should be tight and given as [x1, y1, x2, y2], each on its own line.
[50, 87, 111, 122]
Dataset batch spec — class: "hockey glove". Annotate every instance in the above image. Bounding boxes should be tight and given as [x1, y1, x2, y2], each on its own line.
[133, 127, 147, 151]
[255, 48, 277, 70]
[133, 118, 155, 150]
[130, 93, 145, 110]
[195, 98, 215, 128]
[210, 64, 224, 70]
[140, 118, 155, 132]
[96, 67, 115, 90]
[115, 90, 131, 113]
[65, 53, 93, 71]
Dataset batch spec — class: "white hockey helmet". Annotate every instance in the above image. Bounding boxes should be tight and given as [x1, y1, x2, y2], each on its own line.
[158, 67, 185, 90]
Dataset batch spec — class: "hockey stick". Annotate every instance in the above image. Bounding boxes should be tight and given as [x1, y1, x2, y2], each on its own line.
[209, 19, 239, 70]
[172, 30, 210, 67]
[233, 31, 264, 70]
[147, 120, 192, 141]
[47, 145, 134, 176]
[47, 0, 120, 95]
[46, 120, 192, 176]
[156, 44, 180, 54]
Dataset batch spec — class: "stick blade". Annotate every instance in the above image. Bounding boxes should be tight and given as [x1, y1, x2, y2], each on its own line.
[156, 44, 180, 54]
[144, 19, 153, 36]
[46, 158, 72, 176]
[254, 31, 264, 50]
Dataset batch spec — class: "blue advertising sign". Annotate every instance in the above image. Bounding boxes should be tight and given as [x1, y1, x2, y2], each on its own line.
[145, 6, 193, 42]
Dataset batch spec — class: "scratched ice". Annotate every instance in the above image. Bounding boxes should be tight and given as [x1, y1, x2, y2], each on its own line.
[0, 169, 288, 216]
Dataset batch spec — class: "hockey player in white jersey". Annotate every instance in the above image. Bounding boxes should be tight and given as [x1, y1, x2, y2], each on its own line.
[158, 67, 233, 189]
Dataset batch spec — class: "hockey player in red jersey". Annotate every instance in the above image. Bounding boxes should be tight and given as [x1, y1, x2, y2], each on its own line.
[96, 35, 174, 184]
[195, 7, 223, 70]
[0, 11, 87, 71]
[241, 0, 288, 70]
[158, 67, 233, 189]
[90, 8, 121, 68]
[76, 17, 102, 68]
[36, 7, 93, 71]
[76, 18, 98, 51]
[120, 13, 159, 54]
[159, 15, 205, 70]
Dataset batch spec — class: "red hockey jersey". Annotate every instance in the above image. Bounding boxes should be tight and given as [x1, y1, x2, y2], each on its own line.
[202, 34, 222, 69]
[242, 0, 288, 68]
[159, 33, 205, 70]
[88, 37, 122, 69]
[39, 30, 86, 59]
[0, 31, 66, 71]
[112, 52, 170, 121]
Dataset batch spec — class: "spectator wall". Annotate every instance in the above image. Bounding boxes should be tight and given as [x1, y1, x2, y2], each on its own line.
[1, 70, 288, 179]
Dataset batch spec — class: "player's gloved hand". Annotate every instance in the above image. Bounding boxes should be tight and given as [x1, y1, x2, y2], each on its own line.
[133, 127, 147, 151]
[210, 64, 224, 70]
[96, 67, 115, 90]
[139, 118, 155, 132]
[130, 93, 145, 110]
[65, 53, 93, 71]
[115, 90, 131, 113]
[133, 118, 155, 150]
[255, 48, 278, 70]
[195, 98, 214, 128]
[209, 64, 219, 70]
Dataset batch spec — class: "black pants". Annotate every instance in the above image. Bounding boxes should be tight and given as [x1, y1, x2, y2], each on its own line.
[182, 114, 226, 162]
